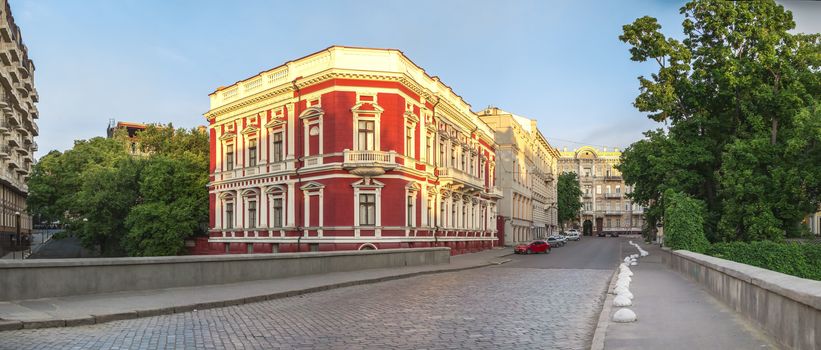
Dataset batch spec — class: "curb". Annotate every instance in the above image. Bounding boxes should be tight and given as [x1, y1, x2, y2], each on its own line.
[590, 266, 620, 350]
[0, 260, 504, 332]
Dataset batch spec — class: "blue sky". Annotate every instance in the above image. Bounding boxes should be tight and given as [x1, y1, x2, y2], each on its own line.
[10, 0, 820, 156]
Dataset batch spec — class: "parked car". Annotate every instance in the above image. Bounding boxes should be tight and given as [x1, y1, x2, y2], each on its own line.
[609, 231, 620, 237]
[597, 231, 606, 237]
[514, 240, 551, 254]
[564, 231, 581, 241]
[547, 236, 565, 247]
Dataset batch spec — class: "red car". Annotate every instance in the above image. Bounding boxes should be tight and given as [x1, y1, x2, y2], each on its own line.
[514, 240, 551, 254]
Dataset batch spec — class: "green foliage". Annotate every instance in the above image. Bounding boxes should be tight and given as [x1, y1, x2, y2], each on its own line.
[557, 172, 583, 231]
[619, 0, 821, 242]
[663, 190, 710, 253]
[27, 126, 209, 256]
[707, 241, 821, 281]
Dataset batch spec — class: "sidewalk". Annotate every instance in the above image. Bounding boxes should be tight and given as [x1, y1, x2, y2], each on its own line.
[0, 247, 512, 331]
[602, 243, 778, 350]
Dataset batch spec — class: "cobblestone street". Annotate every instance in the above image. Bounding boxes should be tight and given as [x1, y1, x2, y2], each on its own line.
[0, 265, 612, 350]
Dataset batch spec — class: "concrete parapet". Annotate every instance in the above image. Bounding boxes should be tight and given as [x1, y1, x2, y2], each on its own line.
[0, 248, 450, 300]
[664, 248, 821, 350]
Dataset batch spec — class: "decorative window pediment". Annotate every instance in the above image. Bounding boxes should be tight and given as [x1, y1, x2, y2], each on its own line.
[264, 118, 286, 129]
[241, 125, 259, 135]
[266, 185, 287, 195]
[404, 110, 419, 124]
[352, 178, 385, 189]
[219, 132, 237, 141]
[351, 102, 384, 114]
[300, 181, 325, 191]
[219, 192, 235, 200]
[299, 106, 324, 120]
[240, 189, 259, 197]
[406, 182, 421, 191]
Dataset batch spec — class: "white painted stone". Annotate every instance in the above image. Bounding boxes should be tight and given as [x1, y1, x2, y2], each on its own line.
[617, 289, 634, 299]
[617, 276, 632, 284]
[630, 261, 638, 266]
[614, 285, 630, 295]
[613, 295, 632, 307]
[613, 308, 637, 322]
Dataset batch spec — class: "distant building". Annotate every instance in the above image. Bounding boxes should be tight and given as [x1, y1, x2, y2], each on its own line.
[0, 0, 37, 249]
[106, 120, 147, 156]
[478, 107, 560, 246]
[558, 147, 645, 235]
[806, 211, 820, 236]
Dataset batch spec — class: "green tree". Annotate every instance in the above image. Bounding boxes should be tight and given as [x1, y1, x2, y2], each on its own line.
[664, 189, 711, 253]
[557, 172, 583, 232]
[619, 0, 821, 242]
[124, 155, 208, 256]
[26, 125, 210, 256]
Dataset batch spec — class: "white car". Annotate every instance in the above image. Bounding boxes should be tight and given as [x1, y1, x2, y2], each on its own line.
[564, 231, 581, 241]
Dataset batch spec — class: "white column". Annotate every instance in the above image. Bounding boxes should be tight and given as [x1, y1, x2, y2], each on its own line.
[287, 183, 296, 227]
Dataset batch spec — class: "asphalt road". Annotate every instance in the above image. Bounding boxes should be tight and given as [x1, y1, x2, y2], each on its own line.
[0, 237, 627, 350]
[500, 235, 626, 270]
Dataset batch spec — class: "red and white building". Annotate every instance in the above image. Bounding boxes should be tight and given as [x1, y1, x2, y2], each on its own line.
[200, 46, 502, 254]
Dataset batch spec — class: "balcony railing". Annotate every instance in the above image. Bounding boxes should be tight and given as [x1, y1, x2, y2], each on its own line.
[605, 193, 622, 198]
[604, 175, 622, 181]
[605, 210, 622, 216]
[342, 150, 398, 176]
[438, 167, 484, 189]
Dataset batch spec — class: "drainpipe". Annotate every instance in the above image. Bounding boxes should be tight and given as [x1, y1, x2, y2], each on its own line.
[430, 96, 441, 247]
[293, 77, 304, 252]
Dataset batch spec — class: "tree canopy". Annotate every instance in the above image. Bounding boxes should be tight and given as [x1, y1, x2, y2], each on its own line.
[618, 0, 821, 242]
[557, 172, 583, 231]
[27, 125, 209, 256]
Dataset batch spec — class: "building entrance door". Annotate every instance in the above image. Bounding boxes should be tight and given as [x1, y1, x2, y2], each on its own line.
[596, 217, 603, 236]
[583, 220, 593, 236]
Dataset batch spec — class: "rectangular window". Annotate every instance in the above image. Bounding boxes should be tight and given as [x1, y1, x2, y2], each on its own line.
[616, 185, 621, 194]
[460, 152, 466, 171]
[462, 205, 467, 228]
[272, 132, 283, 162]
[596, 185, 602, 194]
[426, 135, 433, 163]
[357, 121, 375, 151]
[226, 144, 234, 171]
[407, 195, 414, 227]
[440, 201, 445, 227]
[247, 200, 257, 228]
[607, 218, 612, 227]
[225, 202, 234, 229]
[450, 147, 456, 168]
[406, 126, 413, 157]
[427, 199, 433, 227]
[272, 198, 283, 227]
[359, 194, 376, 226]
[248, 139, 257, 167]
[451, 203, 457, 227]
[439, 142, 446, 166]
[616, 218, 621, 227]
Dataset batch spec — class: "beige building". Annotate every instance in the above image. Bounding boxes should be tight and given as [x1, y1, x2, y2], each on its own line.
[0, 0, 37, 240]
[558, 146, 643, 235]
[478, 107, 559, 246]
[806, 211, 820, 236]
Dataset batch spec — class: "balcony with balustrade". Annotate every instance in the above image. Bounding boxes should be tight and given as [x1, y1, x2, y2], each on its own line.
[604, 192, 622, 199]
[342, 149, 398, 177]
[437, 166, 484, 191]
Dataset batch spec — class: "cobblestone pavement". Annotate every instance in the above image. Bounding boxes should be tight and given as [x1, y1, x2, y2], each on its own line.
[0, 267, 611, 350]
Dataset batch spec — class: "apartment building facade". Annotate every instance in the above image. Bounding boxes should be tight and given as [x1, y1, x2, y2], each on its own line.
[202, 46, 501, 254]
[0, 0, 36, 243]
[478, 107, 559, 246]
[558, 146, 644, 235]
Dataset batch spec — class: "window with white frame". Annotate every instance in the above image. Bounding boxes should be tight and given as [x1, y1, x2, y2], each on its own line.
[407, 195, 414, 227]
[359, 194, 376, 226]
[224, 198, 234, 229]
[426, 134, 433, 164]
[357, 120, 375, 151]
[439, 141, 446, 166]
[272, 198, 283, 227]
[226, 144, 234, 171]
[248, 139, 258, 167]
[272, 132, 283, 162]
[451, 202, 457, 228]
[405, 125, 414, 157]
[247, 199, 257, 228]
[427, 198, 433, 227]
